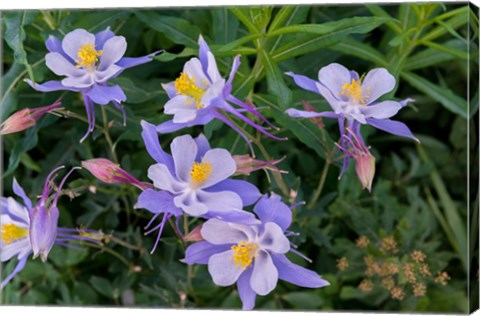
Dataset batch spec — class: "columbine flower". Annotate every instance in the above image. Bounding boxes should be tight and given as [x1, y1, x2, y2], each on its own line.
[183, 193, 329, 310]
[285, 63, 418, 177]
[82, 158, 150, 190]
[0, 99, 63, 135]
[154, 35, 284, 153]
[24, 28, 159, 142]
[335, 127, 376, 192]
[0, 167, 95, 288]
[134, 121, 261, 253]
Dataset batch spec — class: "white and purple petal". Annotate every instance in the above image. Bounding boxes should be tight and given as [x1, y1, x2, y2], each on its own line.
[97, 36, 127, 71]
[148, 163, 186, 193]
[360, 100, 402, 120]
[362, 68, 396, 104]
[62, 29, 96, 61]
[258, 222, 290, 254]
[208, 249, 244, 286]
[201, 218, 256, 245]
[318, 63, 352, 97]
[197, 148, 236, 188]
[170, 135, 197, 182]
[250, 250, 278, 295]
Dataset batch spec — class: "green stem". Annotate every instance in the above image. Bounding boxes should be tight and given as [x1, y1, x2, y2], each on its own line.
[108, 235, 146, 254]
[81, 242, 130, 268]
[307, 160, 330, 209]
[101, 106, 119, 163]
[183, 215, 193, 293]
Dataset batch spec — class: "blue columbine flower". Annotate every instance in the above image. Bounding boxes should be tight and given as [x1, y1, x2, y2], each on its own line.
[182, 193, 330, 310]
[134, 121, 261, 253]
[154, 35, 284, 153]
[1, 167, 95, 288]
[24, 28, 159, 142]
[285, 63, 417, 177]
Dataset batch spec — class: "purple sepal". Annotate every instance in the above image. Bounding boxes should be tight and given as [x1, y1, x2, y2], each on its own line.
[237, 268, 256, 310]
[365, 118, 419, 142]
[271, 253, 330, 288]
[182, 241, 231, 265]
[135, 189, 183, 217]
[0, 255, 29, 289]
[140, 120, 175, 173]
[253, 193, 292, 231]
[205, 179, 261, 206]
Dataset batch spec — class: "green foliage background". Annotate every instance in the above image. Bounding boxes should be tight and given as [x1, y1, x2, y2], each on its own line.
[1, 3, 478, 312]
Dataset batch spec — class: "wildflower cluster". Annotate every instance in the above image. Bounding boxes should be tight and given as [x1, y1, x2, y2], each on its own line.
[337, 235, 450, 302]
[1, 18, 426, 311]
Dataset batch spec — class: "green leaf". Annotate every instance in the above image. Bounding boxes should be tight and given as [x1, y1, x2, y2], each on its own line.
[271, 17, 391, 62]
[365, 4, 403, 33]
[422, 10, 469, 42]
[253, 94, 333, 160]
[282, 291, 324, 309]
[212, 34, 261, 56]
[153, 47, 196, 62]
[89, 276, 114, 299]
[401, 71, 468, 118]
[211, 7, 239, 44]
[3, 126, 39, 178]
[135, 11, 200, 47]
[267, 6, 310, 53]
[110, 77, 165, 104]
[330, 38, 387, 66]
[421, 40, 469, 59]
[268, 16, 393, 37]
[229, 7, 261, 34]
[3, 11, 38, 82]
[403, 40, 466, 70]
[261, 50, 292, 109]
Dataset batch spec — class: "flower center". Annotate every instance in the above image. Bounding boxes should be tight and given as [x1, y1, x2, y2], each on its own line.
[1, 223, 29, 244]
[231, 241, 258, 270]
[190, 162, 212, 185]
[76, 44, 103, 69]
[174, 73, 206, 109]
[341, 78, 369, 105]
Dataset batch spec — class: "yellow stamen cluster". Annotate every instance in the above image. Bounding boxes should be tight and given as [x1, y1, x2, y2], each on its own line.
[190, 162, 212, 185]
[231, 241, 258, 270]
[76, 44, 102, 69]
[1, 223, 29, 244]
[341, 78, 368, 105]
[174, 72, 206, 109]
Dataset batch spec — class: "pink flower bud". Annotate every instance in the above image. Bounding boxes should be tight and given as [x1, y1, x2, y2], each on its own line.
[233, 155, 287, 176]
[0, 99, 63, 135]
[81, 158, 150, 190]
[336, 128, 376, 192]
[302, 100, 324, 128]
[184, 224, 204, 242]
[355, 152, 376, 192]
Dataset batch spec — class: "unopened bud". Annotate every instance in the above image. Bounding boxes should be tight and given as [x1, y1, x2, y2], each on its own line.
[82, 158, 151, 190]
[233, 155, 287, 176]
[0, 99, 63, 135]
[184, 224, 204, 242]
